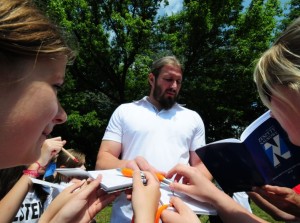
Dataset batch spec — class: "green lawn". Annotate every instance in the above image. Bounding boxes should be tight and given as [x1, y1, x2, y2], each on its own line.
[95, 200, 285, 223]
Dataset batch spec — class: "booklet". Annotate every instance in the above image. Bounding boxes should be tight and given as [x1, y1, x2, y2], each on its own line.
[31, 178, 69, 191]
[160, 185, 217, 215]
[196, 110, 300, 194]
[34, 168, 217, 215]
[56, 168, 140, 193]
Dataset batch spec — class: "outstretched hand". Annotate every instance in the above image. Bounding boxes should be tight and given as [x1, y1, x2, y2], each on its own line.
[131, 171, 161, 223]
[161, 197, 200, 223]
[248, 185, 300, 221]
[165, 164, 268, 223]
[126, 156, 162, 174]
[166, 164, 217, 203]
[40, 175, 117, 223]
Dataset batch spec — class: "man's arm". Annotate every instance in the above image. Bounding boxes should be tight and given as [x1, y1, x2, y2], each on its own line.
[189, 151, 212, 180]
[96, 140, 159, 173]
[95, 140, 128, 170]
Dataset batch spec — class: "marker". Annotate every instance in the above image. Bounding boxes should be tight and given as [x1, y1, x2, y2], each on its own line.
[155, 203, 172, 223]
[155, 172, 173, 186]
[118, 168, 173, 186]
[61, 148, 79, 163]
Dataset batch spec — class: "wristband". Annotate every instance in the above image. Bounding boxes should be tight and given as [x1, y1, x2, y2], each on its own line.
[23, 169, 40, 178]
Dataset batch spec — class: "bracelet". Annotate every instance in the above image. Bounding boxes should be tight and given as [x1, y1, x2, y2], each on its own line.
[23, 169, 40, 178]
[35, 161, 42, 169]
[34, 161, 47, 171]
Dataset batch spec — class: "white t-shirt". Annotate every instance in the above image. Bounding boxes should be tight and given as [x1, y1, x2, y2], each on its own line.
[103, 96, 206, 223]
[13, 191, 43, 223]
[43, 182, 68, 210]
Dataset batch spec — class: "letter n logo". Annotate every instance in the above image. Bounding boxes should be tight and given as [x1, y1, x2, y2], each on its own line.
[263, 135, 291, 167]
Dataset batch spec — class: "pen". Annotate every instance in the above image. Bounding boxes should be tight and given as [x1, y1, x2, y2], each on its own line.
[61, 148, 79, 163]
[118, 168, 173, 186]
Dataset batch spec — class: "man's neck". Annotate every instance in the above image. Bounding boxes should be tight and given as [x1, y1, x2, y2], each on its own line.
[146, 96, 162, 111]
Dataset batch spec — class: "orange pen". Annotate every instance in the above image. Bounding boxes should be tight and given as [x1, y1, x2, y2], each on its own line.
[118, 168, 173, 185]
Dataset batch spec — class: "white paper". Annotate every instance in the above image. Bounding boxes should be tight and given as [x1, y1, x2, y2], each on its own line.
[56, 168, 135, 193]
[34, 168, 217, 215]
[160, 185, 217, 215]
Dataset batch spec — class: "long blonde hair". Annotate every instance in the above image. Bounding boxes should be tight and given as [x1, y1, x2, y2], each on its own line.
[254, 17, 300, 109]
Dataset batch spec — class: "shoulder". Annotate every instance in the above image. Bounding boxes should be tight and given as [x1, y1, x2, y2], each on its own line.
[115, 97, 148, 111]
[175, 104, 204, 124]
[176, 104, 201, 117]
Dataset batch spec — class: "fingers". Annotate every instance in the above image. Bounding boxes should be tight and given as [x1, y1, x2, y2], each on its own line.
[167, 164, 191, 180]
[133, 170, 159, 188]
[168, 178, 191, 195]
[49, 136, 62, 141]
[144, 171, 160, 185]
[160, 197, 189, 223]
[64, 179, 88, 193]
[263, 185, 292, 195]
[92, 176, 117, 211]
[133, 170, 144, 187]
[95, 189, 117, 210]
[135, 156, 151, 170]
[170, 196, 194, 215]
[134, 156, 159, 172]
[161, 197, 200, 223]
[39, 137, 67, 165]
[126, 156, 160, 174]
[126, 157, 153, 171]
[252, 186, 281, 200]
[172, 163, 194, 176]
[126, 160, 140, 170]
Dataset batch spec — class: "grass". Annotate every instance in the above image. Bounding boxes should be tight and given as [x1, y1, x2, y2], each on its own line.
[95, 200, 285, 223]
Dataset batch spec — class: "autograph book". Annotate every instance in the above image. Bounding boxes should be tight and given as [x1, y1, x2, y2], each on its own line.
[32, 168, 217, 215]
[55, 168, 138, 193]
[160, 185, 216, 215]
[196, 111, 300, 193]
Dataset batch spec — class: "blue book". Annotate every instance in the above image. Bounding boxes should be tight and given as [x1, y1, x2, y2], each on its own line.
[196, 111, 300, 194]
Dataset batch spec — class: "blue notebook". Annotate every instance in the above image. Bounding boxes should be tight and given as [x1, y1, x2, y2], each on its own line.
[196, 111, 300, 193]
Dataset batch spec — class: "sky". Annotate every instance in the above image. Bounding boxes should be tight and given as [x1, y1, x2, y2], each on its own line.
[157, 0, 183, 16]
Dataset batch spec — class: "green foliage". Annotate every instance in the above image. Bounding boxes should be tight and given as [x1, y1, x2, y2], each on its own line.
[35, 0, 292, 166]
[158, 0, 282, 142]
[280, 0, 300, 30]
[66, 111, 102, 132]
[37, 0, 166, 167]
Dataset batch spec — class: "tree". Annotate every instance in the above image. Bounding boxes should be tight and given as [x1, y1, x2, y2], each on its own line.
[158, 0, 282, 142]
[35, 0, 285, 166]
[280, 0, 300, 30]
[37, 0, 165, 166]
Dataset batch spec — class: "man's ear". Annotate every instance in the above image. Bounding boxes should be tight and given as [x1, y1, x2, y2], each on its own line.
[148, 73, 154, 85]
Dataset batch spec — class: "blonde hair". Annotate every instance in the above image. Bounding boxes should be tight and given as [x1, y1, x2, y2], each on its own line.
[0, 0, 75, 61]
[151, 56, 182, 78]
[56, 149, 86, 168]
[54, 149, 86, 184]
[254, 17, 300, 109]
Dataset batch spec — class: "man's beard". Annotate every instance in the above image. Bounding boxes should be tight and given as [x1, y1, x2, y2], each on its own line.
[153, 85, 177, 110]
